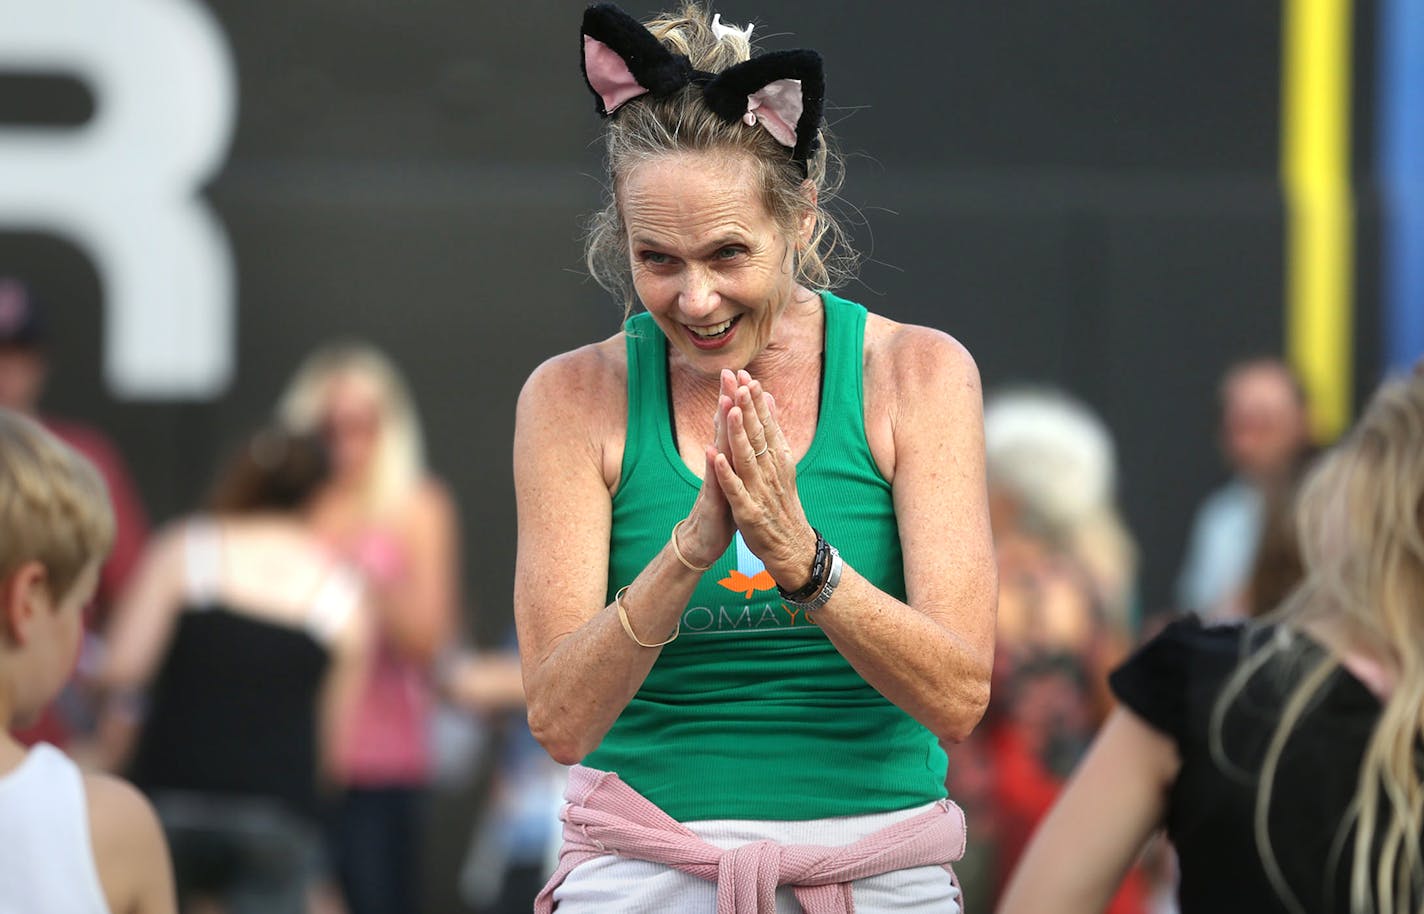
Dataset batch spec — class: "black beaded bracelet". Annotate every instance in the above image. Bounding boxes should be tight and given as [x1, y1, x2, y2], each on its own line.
[777, 528, 829, 603]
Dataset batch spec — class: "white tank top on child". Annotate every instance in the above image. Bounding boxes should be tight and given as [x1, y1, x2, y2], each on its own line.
[0, 743, 111, 914]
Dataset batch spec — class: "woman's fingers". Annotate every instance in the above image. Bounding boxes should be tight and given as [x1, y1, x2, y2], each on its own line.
[736, 388, 771, 459]
[762, 391, 790, 456]
[712, 450, 754, 516]
[748, 380, 790, 457]
[727, 405, 766, 478]
[701, 444, 726, 499]
[715, 394, 733, 455]
[735, 371, 786, 457]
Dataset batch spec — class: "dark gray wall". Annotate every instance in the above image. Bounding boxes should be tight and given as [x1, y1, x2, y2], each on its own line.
[6, 1, 1377, 644]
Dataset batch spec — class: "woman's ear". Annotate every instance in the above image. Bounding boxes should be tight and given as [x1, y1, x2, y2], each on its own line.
[798, 180, 819, 247]
[1, 561, 49, 647]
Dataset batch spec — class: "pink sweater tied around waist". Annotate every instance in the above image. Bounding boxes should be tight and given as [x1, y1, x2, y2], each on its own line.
[535, 766, 966, 914]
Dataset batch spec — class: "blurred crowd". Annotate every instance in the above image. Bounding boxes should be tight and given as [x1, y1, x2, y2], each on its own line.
[1, 278, 534, 914]
[2, 273, 1326, 914]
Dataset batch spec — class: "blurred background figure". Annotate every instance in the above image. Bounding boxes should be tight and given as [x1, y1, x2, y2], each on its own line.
[440, 635, 553, 914]
[1175, 358, 1313, 618]
[278, 342, 461, 914]
[1001, 369, 1424, 914]
[0, 277, 151, 749]
[947, 387, 1146, 913]
[1237, 459, 1310, 620]
[94, 426, 370, 914]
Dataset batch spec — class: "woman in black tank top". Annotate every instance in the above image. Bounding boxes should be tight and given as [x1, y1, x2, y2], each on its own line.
[95, 427, 372, 914]
[1001, 372, 1424, 914]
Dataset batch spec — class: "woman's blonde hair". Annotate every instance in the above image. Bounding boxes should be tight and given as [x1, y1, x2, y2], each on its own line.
[277, 342, 425, 516]
[1213, 371, 1424, 912]
[0, 408, 115, 601]
[584, 2, 857, 316]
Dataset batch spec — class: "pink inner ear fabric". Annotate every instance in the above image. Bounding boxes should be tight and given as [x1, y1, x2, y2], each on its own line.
[746, 78, 803, 148]
[584, 35, 648, 113]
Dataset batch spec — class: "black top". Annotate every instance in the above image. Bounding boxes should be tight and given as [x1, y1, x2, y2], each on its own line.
[129, 606, 331, 822]
[1110, 618, 1387, 914]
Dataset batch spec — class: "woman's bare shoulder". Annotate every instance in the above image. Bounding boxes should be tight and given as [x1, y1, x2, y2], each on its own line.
[519, 334, 627, 416]
[516, 334, 630, 481]
[862, 312, 980, 404]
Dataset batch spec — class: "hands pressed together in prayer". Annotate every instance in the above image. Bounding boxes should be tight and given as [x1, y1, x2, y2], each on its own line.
[680, 369, 818, 591]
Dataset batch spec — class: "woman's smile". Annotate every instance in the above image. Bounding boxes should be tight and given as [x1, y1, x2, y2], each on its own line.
[683, 315, 742, 349]
[622, 151, 798, 372]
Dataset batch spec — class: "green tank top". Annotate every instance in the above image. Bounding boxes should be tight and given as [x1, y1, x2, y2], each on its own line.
[584, 291, 948, 821]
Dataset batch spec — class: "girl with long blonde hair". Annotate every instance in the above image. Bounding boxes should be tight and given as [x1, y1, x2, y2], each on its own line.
[1001, 370, 1424, 914]
[278, 342, 460, 914]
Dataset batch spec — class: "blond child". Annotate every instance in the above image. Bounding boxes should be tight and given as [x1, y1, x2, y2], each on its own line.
[0, 407, 174, 914]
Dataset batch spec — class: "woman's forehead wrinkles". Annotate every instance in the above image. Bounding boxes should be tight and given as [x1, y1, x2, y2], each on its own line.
[627, 201, 758, 242]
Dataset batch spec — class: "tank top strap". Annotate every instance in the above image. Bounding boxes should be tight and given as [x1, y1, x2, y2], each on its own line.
[305, 564, 363, 646]
[619, 312, 670, 486]
[182, 518, 223, 608]
[814, 291, 873, 457]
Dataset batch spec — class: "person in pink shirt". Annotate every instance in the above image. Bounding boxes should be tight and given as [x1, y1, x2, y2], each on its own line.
[278, 341, 461, 914]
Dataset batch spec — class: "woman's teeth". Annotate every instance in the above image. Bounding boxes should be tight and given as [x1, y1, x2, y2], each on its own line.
[691, 317, 736, 339]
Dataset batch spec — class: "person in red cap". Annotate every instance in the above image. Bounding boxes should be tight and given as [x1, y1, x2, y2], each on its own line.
[0, 277, 150, 747]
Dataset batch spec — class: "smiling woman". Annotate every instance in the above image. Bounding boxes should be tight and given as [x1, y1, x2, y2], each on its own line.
[513, 5, 997, 912]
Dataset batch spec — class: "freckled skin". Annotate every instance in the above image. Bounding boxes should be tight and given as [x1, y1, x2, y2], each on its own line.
[514, 147, 997, 767]
[622, 152, 813, 380]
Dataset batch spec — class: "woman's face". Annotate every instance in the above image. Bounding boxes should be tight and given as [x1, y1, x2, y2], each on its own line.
[321, 372, 383, 481]
[621, 151, 809, 374]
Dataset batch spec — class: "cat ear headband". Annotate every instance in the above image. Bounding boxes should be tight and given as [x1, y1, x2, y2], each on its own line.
[580, 3, 825, 173]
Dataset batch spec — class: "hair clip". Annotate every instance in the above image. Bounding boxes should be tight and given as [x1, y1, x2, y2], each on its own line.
[580, 3, 824, 169]
[710, 13, 754, 43]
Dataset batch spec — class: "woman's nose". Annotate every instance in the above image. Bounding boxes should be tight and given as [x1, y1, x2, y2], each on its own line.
[678, 266, 720, 319]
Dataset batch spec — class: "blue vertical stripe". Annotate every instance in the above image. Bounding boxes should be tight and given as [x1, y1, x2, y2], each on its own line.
[1379, 0, 1424, 373]
[734, 532, 766, 578]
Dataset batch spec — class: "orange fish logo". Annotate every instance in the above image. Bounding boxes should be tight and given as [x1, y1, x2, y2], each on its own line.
[718, 568, 777, 599]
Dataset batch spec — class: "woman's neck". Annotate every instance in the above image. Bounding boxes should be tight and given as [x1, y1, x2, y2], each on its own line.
[0, 687, 25, 775]
[669, 286, 823, 390]
[1301, 617, 1397, 700]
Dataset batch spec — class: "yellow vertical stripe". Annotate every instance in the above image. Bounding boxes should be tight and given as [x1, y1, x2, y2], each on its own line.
[1281, 0, 1354, 441]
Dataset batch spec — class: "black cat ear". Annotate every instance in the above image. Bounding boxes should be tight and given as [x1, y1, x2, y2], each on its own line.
[703, 50, 825, 165]
[581, 3, 692, 116]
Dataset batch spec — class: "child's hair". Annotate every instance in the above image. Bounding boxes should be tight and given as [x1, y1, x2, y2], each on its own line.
[0, 408, 115, 601]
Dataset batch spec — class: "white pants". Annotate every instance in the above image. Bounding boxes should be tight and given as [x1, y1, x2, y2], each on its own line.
[552, 799, 963, 913]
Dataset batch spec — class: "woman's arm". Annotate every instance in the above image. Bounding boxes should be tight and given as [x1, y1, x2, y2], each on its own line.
[514, 348, 735, 765]
[998, 707, 1180, 914]
[713, 329, 997, 742]
[89, 525, 187, 770]
[98, 525, 185, 689]
[375, 479, 460, 665]
[440, 650, 526, 712]
[318, 585, 374, 783]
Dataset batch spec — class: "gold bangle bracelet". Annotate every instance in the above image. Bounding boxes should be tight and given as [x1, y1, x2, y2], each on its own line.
[670, 518, 713, 572]
[614, 585, 680, 648]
